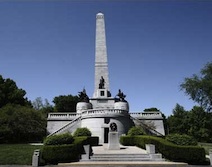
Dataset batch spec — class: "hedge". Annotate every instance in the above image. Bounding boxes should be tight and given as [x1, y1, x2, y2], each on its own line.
[73, 127, 92, 137]
[120, 135, 206, 164]
[44, 133, 74, 145]
[127, 126, 146, 136]
[41, 136, 99, 164]
[166, 134, 198, 146]
[42, 144, 79, 164]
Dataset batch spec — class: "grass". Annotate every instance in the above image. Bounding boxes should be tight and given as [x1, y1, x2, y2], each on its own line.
[199, 142, 212, 155]
[0, 144, 43, 165]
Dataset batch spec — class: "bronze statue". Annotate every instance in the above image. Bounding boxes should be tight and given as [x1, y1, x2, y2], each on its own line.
[99, 76, 105, 89]
[116, 89, 126, 102]
[78, 88, 89, 103]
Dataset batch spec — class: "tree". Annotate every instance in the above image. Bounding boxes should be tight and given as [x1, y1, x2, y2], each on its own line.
[167, 104, 212, 142]
[32, 97, 54, 117]
[53, 95, 79, 112]
[0, 75, 31, 108]
[167, 104, 190, 134]
[187, 106, 212, 142]
[180, 62, 212, 112]
[0, 104, 46, 143]
[32, 97, 44, 110]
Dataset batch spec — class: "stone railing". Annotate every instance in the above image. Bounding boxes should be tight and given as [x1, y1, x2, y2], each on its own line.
[48, 111, 162, 120]
[81, 109, 128, 117]
[47, 116, 82, 137]
[47, 113, 80, 120]
[130, 112, 163, 119]
[48, 109, 128, 120]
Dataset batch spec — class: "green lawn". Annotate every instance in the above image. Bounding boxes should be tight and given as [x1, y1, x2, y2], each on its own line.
[199, 142, 212, 155]
[0, 144, 43, 165]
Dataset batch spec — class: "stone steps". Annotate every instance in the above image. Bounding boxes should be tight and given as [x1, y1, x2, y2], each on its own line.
[90, 153, 152, 161]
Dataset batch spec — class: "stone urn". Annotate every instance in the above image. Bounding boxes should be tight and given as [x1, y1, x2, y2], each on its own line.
[76, 102, 92, 114]
[114, 101, 129, 111]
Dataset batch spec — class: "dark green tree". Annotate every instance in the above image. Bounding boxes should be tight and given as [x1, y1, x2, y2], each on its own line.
[167, 104, 190, 134]
[0, 104, 46, 143]
[180, 62, 212, 112]
[167, 104, 212, 142]
[187, 106, 212, 142]
[53, 95, 79, 112]
[0, 75, 31, 108]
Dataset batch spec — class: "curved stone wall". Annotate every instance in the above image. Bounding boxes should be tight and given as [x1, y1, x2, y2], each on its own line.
[81, 114, 134, 143]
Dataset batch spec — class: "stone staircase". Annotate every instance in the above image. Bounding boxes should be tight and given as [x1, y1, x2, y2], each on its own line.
[60, 144, 188, 167]
[86, 144, 163, 162]
[90, 153, 152, 161]
[47, 116, 81, 137]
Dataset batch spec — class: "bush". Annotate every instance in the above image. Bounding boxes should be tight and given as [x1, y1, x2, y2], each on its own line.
[73, 127, 91, 137]
[41, 136, 98, 165]
[42, 136, 88, 164]
[44, 133, 74, 145]
[127, 126, 145, 136]
[42, 144, 79, 164]
[120, 135, 206, 164]
[120, 136, 136, 146]
[166, 134, 198, 146]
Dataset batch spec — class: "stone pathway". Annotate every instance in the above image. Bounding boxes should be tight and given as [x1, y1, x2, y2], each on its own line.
[92, 144, 147, 154]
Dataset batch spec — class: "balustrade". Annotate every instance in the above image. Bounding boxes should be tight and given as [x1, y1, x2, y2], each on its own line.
[130, 112, 162, 119]
[48, 110, 161, 120]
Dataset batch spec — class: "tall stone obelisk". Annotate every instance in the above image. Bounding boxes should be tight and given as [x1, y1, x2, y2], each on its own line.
[93, 12, 110, 98]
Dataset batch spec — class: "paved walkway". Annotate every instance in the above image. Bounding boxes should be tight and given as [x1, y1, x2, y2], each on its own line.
[92, 144, 147, 154]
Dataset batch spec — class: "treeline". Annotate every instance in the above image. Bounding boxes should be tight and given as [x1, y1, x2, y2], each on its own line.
[0, 74, 80, 143]
[166, 104, 212, 143]
[0, 75, 46, 143]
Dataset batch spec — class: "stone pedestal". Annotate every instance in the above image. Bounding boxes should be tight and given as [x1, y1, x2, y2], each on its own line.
[81, 145, 90, 161]
[108, 132, 120, 150]
[32, 149, 40, 167]
[146, 144, 155, 154]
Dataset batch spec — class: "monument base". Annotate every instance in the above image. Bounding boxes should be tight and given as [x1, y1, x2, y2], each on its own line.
[108, 132, 120, 150]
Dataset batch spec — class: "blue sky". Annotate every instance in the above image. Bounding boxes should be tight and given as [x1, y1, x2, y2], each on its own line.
[0, 1, 211, 116]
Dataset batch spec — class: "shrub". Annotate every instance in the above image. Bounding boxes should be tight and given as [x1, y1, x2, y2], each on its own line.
[42, 144, 79, 164]
[41, 136, 98, 165]
[44, 133, 74, 145]
[166, 134, 198, 146]
[120, 135, 206, 164]
[73, 127, 91, 137]
[42, 136, 88, 164]
[127, 126, 145, 136]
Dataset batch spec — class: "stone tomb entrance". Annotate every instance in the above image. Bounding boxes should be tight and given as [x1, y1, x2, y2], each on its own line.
[104, 127, 109, 143]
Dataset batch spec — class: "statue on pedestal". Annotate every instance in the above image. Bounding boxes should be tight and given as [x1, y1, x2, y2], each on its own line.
[116, 89, 126, 102]
[99, 76, 105, 89]
[78, 88, 89, 103]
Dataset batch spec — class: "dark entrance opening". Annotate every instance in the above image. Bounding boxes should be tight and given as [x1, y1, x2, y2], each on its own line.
[104, 128, 109, 143]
